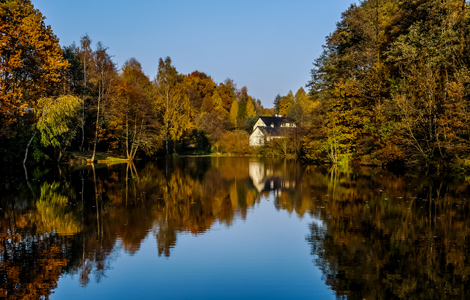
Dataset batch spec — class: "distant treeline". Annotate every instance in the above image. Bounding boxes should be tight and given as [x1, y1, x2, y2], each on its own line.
[303, 0, 470, 172]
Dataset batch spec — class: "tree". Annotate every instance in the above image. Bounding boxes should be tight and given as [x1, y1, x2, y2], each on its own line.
[0, 0, 69, 137]
[237, 97, 247, 123]
[199, 110, 229, 153]
[34, 95, 82, 162]
[216, 79, 237, 112]
[77, 34, 93, 151]
[62, 43, 84, 96]
[183, 71, 216, 117]
[229, 99, 239, 129]
[273, 94, 282, 115]
[211, 90, 225, 113]
[90, 42, 116, 162]
[154, 57, 191, 154]
[110, 59, 160, 160]
[246, 97, 257, 118]
[279, 90, 294, 116]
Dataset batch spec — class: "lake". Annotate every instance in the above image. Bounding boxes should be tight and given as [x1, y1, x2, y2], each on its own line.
[1, 157, 470, 299]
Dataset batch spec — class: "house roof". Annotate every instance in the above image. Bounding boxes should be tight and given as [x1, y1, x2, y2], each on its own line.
[259, 116, 295, 128]
[257, 126, 295, 137]
[258, 126, 280, 136]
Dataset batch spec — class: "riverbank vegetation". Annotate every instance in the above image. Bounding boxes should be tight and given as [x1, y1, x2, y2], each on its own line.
[2, 0, 470, 173]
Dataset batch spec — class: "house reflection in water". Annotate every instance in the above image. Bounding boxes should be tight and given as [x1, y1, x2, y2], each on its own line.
[248, 159, 297, 198]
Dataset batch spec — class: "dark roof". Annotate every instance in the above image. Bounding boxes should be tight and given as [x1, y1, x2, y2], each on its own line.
[258, 126, 280, 136]
[257, 126, 295, 137]
[259, 116, 295, 128]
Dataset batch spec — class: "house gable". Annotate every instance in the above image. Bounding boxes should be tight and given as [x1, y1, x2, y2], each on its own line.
[252, 118, 267, 131]
[249, 127, 266, 146]
[249, 116, 297, 146]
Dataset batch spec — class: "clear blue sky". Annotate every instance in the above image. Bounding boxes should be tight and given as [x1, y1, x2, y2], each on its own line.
[33, 0, 357, 108]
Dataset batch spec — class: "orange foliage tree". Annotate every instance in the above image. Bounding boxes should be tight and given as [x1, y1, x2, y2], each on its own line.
[0, 0, 68, 136]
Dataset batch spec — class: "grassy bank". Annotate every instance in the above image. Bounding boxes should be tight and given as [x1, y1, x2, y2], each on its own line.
[68, 151, 130, 165]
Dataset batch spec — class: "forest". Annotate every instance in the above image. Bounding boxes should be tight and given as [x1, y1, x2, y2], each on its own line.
[2, 0, 470, 172]
[303, 0, 470, 172]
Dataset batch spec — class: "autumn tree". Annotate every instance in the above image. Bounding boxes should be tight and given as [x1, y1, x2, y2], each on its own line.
[246, 97, 257, 118]
[183, 71, 216, 117]
[89, 42, 116, 162]
[77, 34, 93, 151]
[211, 90, 225, 113]
[154, 57, 191, 154]
[0, 0, 69, 136]
[109, 58, 160, 159]
[384, 0, 470, 166]
[229, 98, 239, 129]
[279, 91, 294, 116]
[216, 78, 237, 112]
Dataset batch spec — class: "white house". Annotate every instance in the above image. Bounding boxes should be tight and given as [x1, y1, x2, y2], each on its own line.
[249, 116, 296, 146]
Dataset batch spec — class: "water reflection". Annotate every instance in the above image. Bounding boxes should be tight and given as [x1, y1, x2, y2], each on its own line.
[1, 159, 470, 299]
[1, 158, 274, 298]
[305, 166, 470, 299]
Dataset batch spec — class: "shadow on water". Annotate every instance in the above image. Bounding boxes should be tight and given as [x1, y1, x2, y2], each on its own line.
[1, 158, 470, 299]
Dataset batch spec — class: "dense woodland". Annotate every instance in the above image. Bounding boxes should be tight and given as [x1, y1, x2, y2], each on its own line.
[2, 0, 470, 172]
[303, 0, 470, 172]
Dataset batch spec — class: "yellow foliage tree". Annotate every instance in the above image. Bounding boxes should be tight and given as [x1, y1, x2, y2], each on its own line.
[246, 97, 257, 118]
[154, 57, 191, 154]
[279, 90, 294, 116]
[229, 99, 239, 128]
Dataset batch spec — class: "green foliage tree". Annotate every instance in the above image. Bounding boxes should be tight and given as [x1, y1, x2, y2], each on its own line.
[273, 94, 282, 115]
[35, 95, 82, 162]
[237, 97, 247, 123]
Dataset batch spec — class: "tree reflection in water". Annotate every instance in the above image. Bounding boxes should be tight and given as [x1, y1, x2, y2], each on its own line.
[305, 166, 470, 299]
[1, 159, 470, 299]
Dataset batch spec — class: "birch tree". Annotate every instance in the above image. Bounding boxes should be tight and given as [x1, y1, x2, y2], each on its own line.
[90, 42, 116, 162]
[154, 57, 190, 154]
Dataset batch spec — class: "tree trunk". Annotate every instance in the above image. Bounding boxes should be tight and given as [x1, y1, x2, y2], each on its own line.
[80, 97, 85, 152]
[91, 81, 101, 162]
[126, 107, 129, 159]
[81, 45, 87, 152]
[166, 138, 169, 155]
[23, 132, 36, 165]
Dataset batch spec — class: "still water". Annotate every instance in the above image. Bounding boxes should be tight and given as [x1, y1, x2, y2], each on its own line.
[1, 157, 470, 299]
